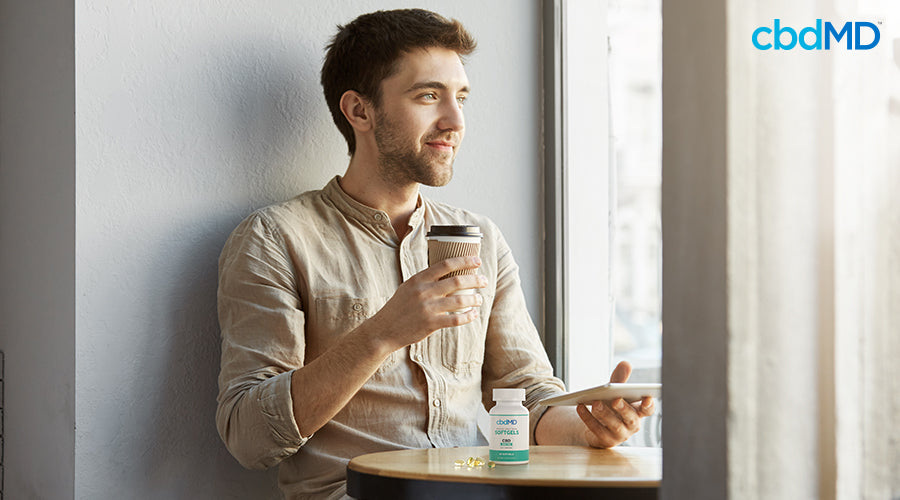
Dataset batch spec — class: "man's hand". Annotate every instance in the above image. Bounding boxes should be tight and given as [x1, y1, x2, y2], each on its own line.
[288, 255, 485, 438]
[366, 255, 487, 352]
[575, 361, 656, 448]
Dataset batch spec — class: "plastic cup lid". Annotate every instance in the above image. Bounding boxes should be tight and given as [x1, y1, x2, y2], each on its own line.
[426, 225, 483, 238]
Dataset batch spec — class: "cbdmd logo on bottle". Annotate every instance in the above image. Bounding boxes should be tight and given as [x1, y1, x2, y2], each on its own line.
[752, 19, 881, 50]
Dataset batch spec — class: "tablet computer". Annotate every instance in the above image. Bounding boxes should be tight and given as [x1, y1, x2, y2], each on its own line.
[539, 383, 661, 406]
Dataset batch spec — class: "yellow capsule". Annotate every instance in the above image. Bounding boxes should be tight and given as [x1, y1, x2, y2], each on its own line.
[488, 461, 496, 468]
[474, 459, 484, 467]
[454, 459, 466, 467]
[466, 456, 475, 467]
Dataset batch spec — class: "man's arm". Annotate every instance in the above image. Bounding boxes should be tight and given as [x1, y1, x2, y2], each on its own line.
[534, 361, 655, 447]
[216, 210, 485, 468]
[289, 256, 487, 436]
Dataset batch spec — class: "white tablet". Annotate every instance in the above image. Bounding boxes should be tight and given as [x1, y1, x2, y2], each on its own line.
[539, 383, 661, 406]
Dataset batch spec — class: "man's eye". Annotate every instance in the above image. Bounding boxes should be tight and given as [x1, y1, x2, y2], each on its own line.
[457, 96, 468, 106]
[422, 93, 438, 101]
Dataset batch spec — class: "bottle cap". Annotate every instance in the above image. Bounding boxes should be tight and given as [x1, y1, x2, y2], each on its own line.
[492, 388, 526, 401]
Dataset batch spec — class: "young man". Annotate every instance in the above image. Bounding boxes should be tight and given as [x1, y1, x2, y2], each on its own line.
[216, 9, 654, 499]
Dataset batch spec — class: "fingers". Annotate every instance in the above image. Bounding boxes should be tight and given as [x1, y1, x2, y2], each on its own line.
[428, 301, 480, 329]
[638, 396, 655, 416]
[372, 256, 488, 349]
[424, 292, 483, 321]
[419, 256, 487, 299]
[610, 398, 641, 431]
[609, 360, 632, 383]
[390, 256, 486, 327]
[433, 273, 488, 297]
[422, 256, 482, 281]
[576, 403, 620, 448]
[438, 289, 484, 310]
[418, 286, 484, 328]
[580, 398, 644, 448]
[410, 298, 480, 334]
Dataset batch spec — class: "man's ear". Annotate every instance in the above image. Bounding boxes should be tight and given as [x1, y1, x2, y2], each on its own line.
[339, 90, 374, 133]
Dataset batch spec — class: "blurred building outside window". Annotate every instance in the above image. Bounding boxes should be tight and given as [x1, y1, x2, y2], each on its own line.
[563, 0, 662, 447]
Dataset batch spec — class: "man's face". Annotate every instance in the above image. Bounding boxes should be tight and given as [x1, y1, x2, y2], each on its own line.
[372, 47, 469, 187]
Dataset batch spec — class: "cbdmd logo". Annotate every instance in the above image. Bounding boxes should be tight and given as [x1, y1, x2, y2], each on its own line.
[753, 19, 881, 50]
[495, 419, 518, 425]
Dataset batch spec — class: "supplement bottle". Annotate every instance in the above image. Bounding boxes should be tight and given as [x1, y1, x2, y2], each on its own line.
[489, 388, 529, 464]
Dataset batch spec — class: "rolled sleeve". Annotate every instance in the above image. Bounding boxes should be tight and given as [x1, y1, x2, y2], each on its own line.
[258, 371, 310, 448]
[215, 210, 310, 469]
[524, 384, 565, 445]
[217, 371, 309, 469]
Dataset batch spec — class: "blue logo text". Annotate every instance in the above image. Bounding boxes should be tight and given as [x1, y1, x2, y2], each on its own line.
[752, 19, 880, 50]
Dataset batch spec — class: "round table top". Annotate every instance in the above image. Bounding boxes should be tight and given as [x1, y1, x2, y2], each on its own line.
[348, 445, 661, 488]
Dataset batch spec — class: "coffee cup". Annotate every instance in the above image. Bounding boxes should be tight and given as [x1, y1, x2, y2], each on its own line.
[426, 225, 483, 313]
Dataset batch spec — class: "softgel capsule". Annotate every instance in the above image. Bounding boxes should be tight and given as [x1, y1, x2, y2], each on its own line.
[453, 456, 494, 469]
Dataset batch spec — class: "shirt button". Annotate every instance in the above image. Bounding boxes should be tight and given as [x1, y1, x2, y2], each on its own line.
[432, 399, 441, 408]
[352, 303, 363, 311]
[373, 213, 386, 222]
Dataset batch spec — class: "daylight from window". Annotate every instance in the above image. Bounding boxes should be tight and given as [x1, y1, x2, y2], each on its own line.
[608, 0, 662, 384]
[562, 0, 662, 446]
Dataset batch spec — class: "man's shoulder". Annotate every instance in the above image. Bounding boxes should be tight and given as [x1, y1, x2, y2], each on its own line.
[251, 188, 327, 222]
[225, 188, 329, 245]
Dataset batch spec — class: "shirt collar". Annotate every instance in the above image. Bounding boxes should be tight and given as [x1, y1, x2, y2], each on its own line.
[323, 175, 427, 236]
[323, 175, 389, 226]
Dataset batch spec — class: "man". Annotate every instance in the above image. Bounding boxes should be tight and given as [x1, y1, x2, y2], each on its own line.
[216, 9, 654, 500]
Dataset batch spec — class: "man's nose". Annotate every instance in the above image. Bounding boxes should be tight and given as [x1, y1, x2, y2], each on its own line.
[437, 100, 465, 132]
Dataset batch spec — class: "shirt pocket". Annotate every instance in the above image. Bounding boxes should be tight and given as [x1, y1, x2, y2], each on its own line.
[439, 294, 492, 374]
[311, 296, 398, 373]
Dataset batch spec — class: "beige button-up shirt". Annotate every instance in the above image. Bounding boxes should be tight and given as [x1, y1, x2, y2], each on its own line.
[216, 176, 565, 499]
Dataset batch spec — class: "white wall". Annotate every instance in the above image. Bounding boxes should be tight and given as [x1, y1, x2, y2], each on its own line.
[0, 1, 76, 498]
[72, 1, 543, 499]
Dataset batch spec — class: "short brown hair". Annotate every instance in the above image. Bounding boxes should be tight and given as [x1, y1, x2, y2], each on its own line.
[321, 9, 477, 155]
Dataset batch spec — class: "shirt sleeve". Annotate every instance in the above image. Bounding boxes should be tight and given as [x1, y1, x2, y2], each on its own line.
[479, 224, 567, 444]
[215, 210, 309, 470]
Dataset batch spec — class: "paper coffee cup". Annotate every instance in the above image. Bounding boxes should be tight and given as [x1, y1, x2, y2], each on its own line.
[426, 225, 483, 313]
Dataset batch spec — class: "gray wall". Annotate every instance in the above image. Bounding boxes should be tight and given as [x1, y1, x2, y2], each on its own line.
[0, 1, 76, 498]
[3, 1, 544, 498]
[661, 0, 728, 498]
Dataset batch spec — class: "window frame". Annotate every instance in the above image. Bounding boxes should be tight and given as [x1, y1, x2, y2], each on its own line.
[543, 0, 663, 388]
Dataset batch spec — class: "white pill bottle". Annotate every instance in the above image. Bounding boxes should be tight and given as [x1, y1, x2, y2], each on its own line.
[489, 388, 529, 464]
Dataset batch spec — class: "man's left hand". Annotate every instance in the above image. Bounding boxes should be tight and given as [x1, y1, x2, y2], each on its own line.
[575, 361, 656, 448]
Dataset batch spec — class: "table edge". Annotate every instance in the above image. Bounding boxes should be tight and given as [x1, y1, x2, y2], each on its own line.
[347, 445, 661, 488]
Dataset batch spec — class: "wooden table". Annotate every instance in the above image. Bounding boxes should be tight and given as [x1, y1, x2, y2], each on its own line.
[346, 445, 661, 499]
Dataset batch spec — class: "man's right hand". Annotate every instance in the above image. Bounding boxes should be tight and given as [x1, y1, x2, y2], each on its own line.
[367, 255, 487, 351]
[289, 255, 486, 438]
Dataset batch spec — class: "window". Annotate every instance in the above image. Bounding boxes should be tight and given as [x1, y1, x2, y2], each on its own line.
[606, 0, 662, 385]
[546, 0, 662, 445]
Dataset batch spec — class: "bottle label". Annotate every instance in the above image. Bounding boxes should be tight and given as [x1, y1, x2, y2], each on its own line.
[489, 449, 530, 462]
[489, 413, 529, 463]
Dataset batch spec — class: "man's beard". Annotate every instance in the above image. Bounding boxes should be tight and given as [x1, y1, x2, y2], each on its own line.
[373, 110, 457, 187]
